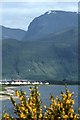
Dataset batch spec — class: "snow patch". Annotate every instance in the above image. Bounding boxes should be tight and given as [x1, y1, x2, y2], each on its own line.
[52, 11, 57, 14]
[47, 10, 52, 14]
[47, 10, 57, 14]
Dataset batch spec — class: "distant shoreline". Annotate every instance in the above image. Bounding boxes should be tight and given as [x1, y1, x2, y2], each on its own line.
[0, 81, 80, 87]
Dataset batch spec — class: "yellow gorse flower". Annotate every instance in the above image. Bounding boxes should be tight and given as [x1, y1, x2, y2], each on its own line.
[15, 90, 20, 97]
[20, 112, 26, 119]
[3, 86, 80, 120]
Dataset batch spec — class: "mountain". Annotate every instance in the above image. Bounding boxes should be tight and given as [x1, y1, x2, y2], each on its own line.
[2, 29, 78, 81]
[2, 10, 78, 81]
[23, 10, 78, 41]
[0, 25, 26, 40]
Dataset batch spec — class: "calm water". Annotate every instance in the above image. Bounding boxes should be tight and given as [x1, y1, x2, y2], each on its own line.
[1, 85, 79, 118]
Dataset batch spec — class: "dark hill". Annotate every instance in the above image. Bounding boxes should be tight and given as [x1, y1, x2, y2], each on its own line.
[23, 10, 78, 41]
[0, 25, 26, 40]
[2, 28, 78, 81]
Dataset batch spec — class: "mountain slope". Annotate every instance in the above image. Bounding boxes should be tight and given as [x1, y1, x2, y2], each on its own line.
[2, 11, 78, 81]
[23, 10, 78, 41]
[2, 28, 78, 81]
[0, 25, 26, 40]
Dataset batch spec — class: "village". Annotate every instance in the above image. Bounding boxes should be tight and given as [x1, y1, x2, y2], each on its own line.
[0, 79, 49, 85]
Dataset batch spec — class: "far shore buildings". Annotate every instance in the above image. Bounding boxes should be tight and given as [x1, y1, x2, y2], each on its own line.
[0, 79, 49, 85]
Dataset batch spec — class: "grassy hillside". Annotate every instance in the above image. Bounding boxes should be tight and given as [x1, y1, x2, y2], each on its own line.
[2, 28, 78, 81]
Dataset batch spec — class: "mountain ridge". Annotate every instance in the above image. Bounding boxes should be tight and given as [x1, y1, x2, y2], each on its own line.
[0, 25, 26, 40]
[2, 10, 78, 81]
[23, 10, 78, 41]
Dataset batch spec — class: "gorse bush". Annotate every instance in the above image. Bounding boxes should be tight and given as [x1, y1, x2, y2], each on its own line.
[3, 86, 80, 120]
[44, 89, 78, 120]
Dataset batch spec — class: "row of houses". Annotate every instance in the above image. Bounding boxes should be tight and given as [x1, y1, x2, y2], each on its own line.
[0, 79, 49, 85]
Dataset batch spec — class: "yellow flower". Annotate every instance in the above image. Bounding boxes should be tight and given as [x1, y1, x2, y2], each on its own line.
[39, 113, 42, 118]
[44, 105, 47, 108]
[70, 113, 73, 118]
[21, 107, 25, 111]
[66, 99, 70, 104]
[63, 115, 68, 119]
[52, 100, 56, 105]
[25, 109, 28, 114]
[33, 108, 36, 112]
[73, 114, 77, 119]
[4, 113, 10, 119]
[29, 101, 33, 106]
[62, 110, 65, 115]
[69, 108, 74, 113]
[57, 103, 61, 107]
[19, 96, 24, 101]
[20, 113, 26, 118]
[68, 93, 72, 98]
[15, 90, 20, 97]
[71, 99, 75, 104]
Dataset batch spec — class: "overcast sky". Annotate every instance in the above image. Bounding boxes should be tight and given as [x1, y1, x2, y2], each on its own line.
[0, 1, 79, 31]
